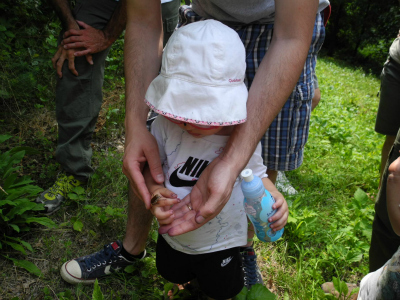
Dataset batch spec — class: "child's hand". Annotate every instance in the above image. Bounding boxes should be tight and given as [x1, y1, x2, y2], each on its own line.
[268, 190, 288, 232]
[150, 188, 180, 225]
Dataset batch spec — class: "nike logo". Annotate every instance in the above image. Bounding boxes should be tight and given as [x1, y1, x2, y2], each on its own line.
[169, 157, 209, 187]
[221, 256, 233, 267]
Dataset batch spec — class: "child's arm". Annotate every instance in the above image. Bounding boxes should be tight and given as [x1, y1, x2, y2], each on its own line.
[387, 155, 400, 236]
[143, 165, 180, 225]
[262, 177, 288, 232]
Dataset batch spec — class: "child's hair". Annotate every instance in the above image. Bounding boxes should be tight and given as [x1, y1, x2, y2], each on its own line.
[145, 19, 248, 126]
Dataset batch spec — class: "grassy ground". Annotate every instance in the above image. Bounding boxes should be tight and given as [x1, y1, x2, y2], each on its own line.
[0, 56, 382, 299]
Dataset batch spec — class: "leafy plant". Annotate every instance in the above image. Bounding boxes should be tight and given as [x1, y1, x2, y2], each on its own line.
[0, 134, 56, 275]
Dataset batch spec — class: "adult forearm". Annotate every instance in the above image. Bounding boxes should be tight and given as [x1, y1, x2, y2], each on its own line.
[124, 0, 163, 136]
[220, 0, 318, 176]
[50, 0, 79, 31]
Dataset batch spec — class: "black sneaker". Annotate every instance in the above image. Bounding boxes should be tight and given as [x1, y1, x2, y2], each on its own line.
[60, 241, 146, 284]
[241, 246, 264, 290]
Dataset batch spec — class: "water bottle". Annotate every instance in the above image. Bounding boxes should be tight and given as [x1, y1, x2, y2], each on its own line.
[240, 169, 284, 242]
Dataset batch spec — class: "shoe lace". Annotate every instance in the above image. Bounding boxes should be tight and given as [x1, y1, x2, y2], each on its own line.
[242, 252, 260, 286]
[84, 244, 119, 271]
[47, 174, 68, 196]
[47, 174, 80, 197]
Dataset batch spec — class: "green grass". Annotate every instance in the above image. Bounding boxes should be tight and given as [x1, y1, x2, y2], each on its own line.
[0, 55, 384, 299]
[254, 56, 382, 299]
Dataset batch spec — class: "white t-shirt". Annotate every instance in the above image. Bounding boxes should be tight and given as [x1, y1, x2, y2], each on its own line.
[151, 116, 267, 254]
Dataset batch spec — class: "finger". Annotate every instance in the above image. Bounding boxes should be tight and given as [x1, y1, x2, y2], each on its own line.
[152, 198, 180, 207]
[67, 55, 78, 76]
[124, 159, 151, 208]
[158, 210, 197, 235]
[271, 196, 284, 210]
[64, 42, 85, 49]
[74, 49, 91, 57]
[56, 55, 65, 78]
[270, 211, 288, 231]
[152, 207, 174, 220]
[268, 202, 287, 223]
[157, 215, 176, 226]
[76, 20, 89, 29]
[146, 148, 164, 184]
[51, 48, 62, 71]
[63, 29, 82, 39]
[85, 53, 93, 64]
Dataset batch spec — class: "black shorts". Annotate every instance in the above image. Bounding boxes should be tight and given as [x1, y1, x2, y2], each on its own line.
[156, 235, 244, 299]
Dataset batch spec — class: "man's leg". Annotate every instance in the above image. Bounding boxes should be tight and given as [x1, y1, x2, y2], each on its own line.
[36, 0, 118, 213]
[122, 186, 154, 255]
[379, 135, 396, 188]
[369, 129, 400, 272]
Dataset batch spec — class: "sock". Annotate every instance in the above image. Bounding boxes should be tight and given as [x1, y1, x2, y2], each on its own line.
[120, 245, 145, 261]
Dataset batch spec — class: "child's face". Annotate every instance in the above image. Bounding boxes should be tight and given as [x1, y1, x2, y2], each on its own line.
[165, 117, 232, 138]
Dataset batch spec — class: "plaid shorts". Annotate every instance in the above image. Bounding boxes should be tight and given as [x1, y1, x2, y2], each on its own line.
[178, 7, 325, 170]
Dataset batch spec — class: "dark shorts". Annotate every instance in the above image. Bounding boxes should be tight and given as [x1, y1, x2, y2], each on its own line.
[156, 235, 244, 300]
[369, 128, 400, 272]
[375, 57, 400, 136]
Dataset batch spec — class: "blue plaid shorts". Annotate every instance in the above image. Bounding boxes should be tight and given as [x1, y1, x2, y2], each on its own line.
[177, 6, 325, 171]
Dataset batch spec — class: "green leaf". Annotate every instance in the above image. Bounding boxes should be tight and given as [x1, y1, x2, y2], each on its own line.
[73, 220, 83, 232]
[3, 240, 26, 255]
[345, 251, 363, 263]
[340, 281, 349, 296]
[92, 279, 104, 300]
[332, 277, 340, 292]
[25, 217, 56, 228]
[353, 188, 369, 208]
[124, 265, 136, 273]
[233, 286, 248, 300]
[0, 135, 12, 143]
[7, 257, 43, 277]
[163, 282, 175, 297]
[72, 186, 85, 195]
[9, 224, 20, 232]
[9, 146, 40, 155]
[247, 284, 276, 300]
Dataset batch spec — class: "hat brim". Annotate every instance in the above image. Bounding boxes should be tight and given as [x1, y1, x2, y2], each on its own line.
[145, 74, 248, 126]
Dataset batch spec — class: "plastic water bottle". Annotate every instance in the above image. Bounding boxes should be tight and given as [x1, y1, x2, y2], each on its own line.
[240, 169, 284, 242]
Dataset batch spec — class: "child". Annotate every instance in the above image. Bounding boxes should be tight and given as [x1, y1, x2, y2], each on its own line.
[143, 20, 288, 300]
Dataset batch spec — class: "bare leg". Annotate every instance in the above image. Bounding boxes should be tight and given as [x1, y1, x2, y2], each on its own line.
[122, 185, 154, 255]
[266, 169, 278, 185]
[379, 135, 396, 189]
[311, 88, 321, 111]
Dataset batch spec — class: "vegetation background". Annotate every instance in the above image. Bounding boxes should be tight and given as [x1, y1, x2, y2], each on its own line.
[0, 0, 399, 299]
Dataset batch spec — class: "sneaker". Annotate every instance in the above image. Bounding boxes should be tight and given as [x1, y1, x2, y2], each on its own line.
[241, 246, 264, 290]
[35, 173, 84, 214]
[60, 241, 146, 284]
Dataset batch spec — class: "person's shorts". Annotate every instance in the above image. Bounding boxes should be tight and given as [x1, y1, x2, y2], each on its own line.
[375, 57, 400, 136]
[313, 73, 319, 90]
[178, 6, 325, 171]
[156, 235, 244, 300]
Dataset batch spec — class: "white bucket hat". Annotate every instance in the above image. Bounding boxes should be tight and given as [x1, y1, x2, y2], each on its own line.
[145, 19, 248, 126]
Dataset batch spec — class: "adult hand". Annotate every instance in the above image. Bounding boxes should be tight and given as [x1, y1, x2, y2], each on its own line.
[123, 127, 164, 207]
[51, 45, 82, 78]
[159, 156, 238, 236]
[62, 20, 110, 63]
